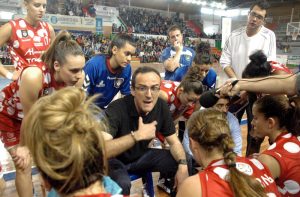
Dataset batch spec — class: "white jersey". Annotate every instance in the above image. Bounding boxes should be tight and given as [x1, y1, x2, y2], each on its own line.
[220, 26, 276, 79]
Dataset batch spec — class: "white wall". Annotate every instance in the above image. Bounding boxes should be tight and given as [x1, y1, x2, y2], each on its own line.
[200, 11, 247, 35]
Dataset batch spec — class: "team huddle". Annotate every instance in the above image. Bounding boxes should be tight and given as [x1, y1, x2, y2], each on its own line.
[0, 0, 300, 197]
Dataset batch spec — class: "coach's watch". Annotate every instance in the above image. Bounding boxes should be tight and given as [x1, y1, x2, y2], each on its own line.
[177, 159, 187, 165]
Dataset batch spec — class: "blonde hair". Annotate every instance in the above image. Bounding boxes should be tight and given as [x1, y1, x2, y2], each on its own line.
[41, 30, 84, 72]
[187, 109, 267, 197]
[22, 87, 107, 195]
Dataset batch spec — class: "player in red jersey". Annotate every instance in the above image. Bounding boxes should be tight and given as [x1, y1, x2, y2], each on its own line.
[0, 30, 85, 197]
[177, 109, 280, 197]
[0, 0, 55, 80]
[22, 87, 123, 197]
[252, 95, 300, 196]
[160, 79, 202, 123]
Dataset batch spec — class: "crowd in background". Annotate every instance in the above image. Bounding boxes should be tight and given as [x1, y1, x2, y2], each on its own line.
[119, 7, 197, 37]
[0, 1, 224, 65]
[46, 0, 96, 17]
[0, 32, 220, 65]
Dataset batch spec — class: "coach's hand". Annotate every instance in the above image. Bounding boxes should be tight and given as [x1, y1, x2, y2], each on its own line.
[135, 117, 157, 141]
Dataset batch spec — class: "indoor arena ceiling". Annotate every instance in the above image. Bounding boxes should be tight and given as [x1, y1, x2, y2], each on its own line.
[97, 0, 300, 14]
[225, 0, 300, 9]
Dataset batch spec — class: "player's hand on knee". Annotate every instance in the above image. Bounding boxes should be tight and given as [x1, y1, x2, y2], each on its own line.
[13, 146, 31, 171]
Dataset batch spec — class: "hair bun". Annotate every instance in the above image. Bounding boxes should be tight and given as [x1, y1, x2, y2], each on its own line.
[249, 50, 267, 65]
[196, 42, 211, 54]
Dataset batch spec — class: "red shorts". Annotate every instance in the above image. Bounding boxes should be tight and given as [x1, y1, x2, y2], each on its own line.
[0, 113, 21, 148]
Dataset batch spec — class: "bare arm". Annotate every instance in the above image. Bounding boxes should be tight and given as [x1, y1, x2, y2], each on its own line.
[224, 66, 237, 78]
[48, 24, 55, 43]
[19, 67, 43, 145]
[166, 134, 187, 162]
[222, 74, 298, 97]
[237, 75, 297, 96]
[258, 154, 281, 179]
[166, 134, 189, 187]
[104, 117, 157, 158]
[19, 67, 43, 116]
[176, 175, 201, 197]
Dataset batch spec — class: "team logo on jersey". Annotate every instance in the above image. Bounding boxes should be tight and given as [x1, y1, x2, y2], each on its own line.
[21, 30, 28, 38]
[96, 80, 105, 88]
[114, 78, 124, 88]
[185, 55, 191, 61]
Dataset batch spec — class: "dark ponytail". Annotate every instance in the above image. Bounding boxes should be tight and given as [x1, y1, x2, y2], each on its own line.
[242, 50, 271, 78]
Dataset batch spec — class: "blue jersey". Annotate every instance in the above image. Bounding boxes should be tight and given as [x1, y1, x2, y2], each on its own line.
[202, 68, 217, 90]
[83, 54, 131, 108]
[160, 46, 195, 81]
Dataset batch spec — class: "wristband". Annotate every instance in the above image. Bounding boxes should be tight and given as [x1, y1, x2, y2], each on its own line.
[177, 159, 187, 165]
[6, 72, 13, 80]
[130, 131, 138, 143]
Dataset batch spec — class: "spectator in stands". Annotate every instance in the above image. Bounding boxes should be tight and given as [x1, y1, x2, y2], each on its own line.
[0, 0, 55, 81]
[22, 87, 122, 197]
[0, 31, 85, 197]
[252, 95, 300, 197]
[177, 109, 280, 197]
[219, 0, 276, 156]
[161, 25, 195, 81]
[83, 34, 136, 109]
[103, 66, 189, 196]
[45, 0, 59, 14]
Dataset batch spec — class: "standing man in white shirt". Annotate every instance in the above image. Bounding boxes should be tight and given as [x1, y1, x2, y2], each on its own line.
[220, 0, 276, 156]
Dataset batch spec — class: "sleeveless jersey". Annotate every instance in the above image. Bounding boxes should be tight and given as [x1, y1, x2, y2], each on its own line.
[270, 61, 292, 74]
[199, 156, 280, 197]
[262, 132, 300, 196]
[8, 18, 51, 71]
[0, 64, 62, 147]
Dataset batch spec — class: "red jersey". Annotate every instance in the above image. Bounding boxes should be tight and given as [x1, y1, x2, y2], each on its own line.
[270, 61, 292, 74]
[160, 80, 195, 120]
[262, 132, 300, 196]
[8, 18, 51, 71]
[199, 157, 280, 197]
[0, 64, 62, 147]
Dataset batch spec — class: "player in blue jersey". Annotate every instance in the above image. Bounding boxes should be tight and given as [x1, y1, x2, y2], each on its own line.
[188, 42, 217, 91]
[160, 25, 195, 81]
[83, 34, 136, 108]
